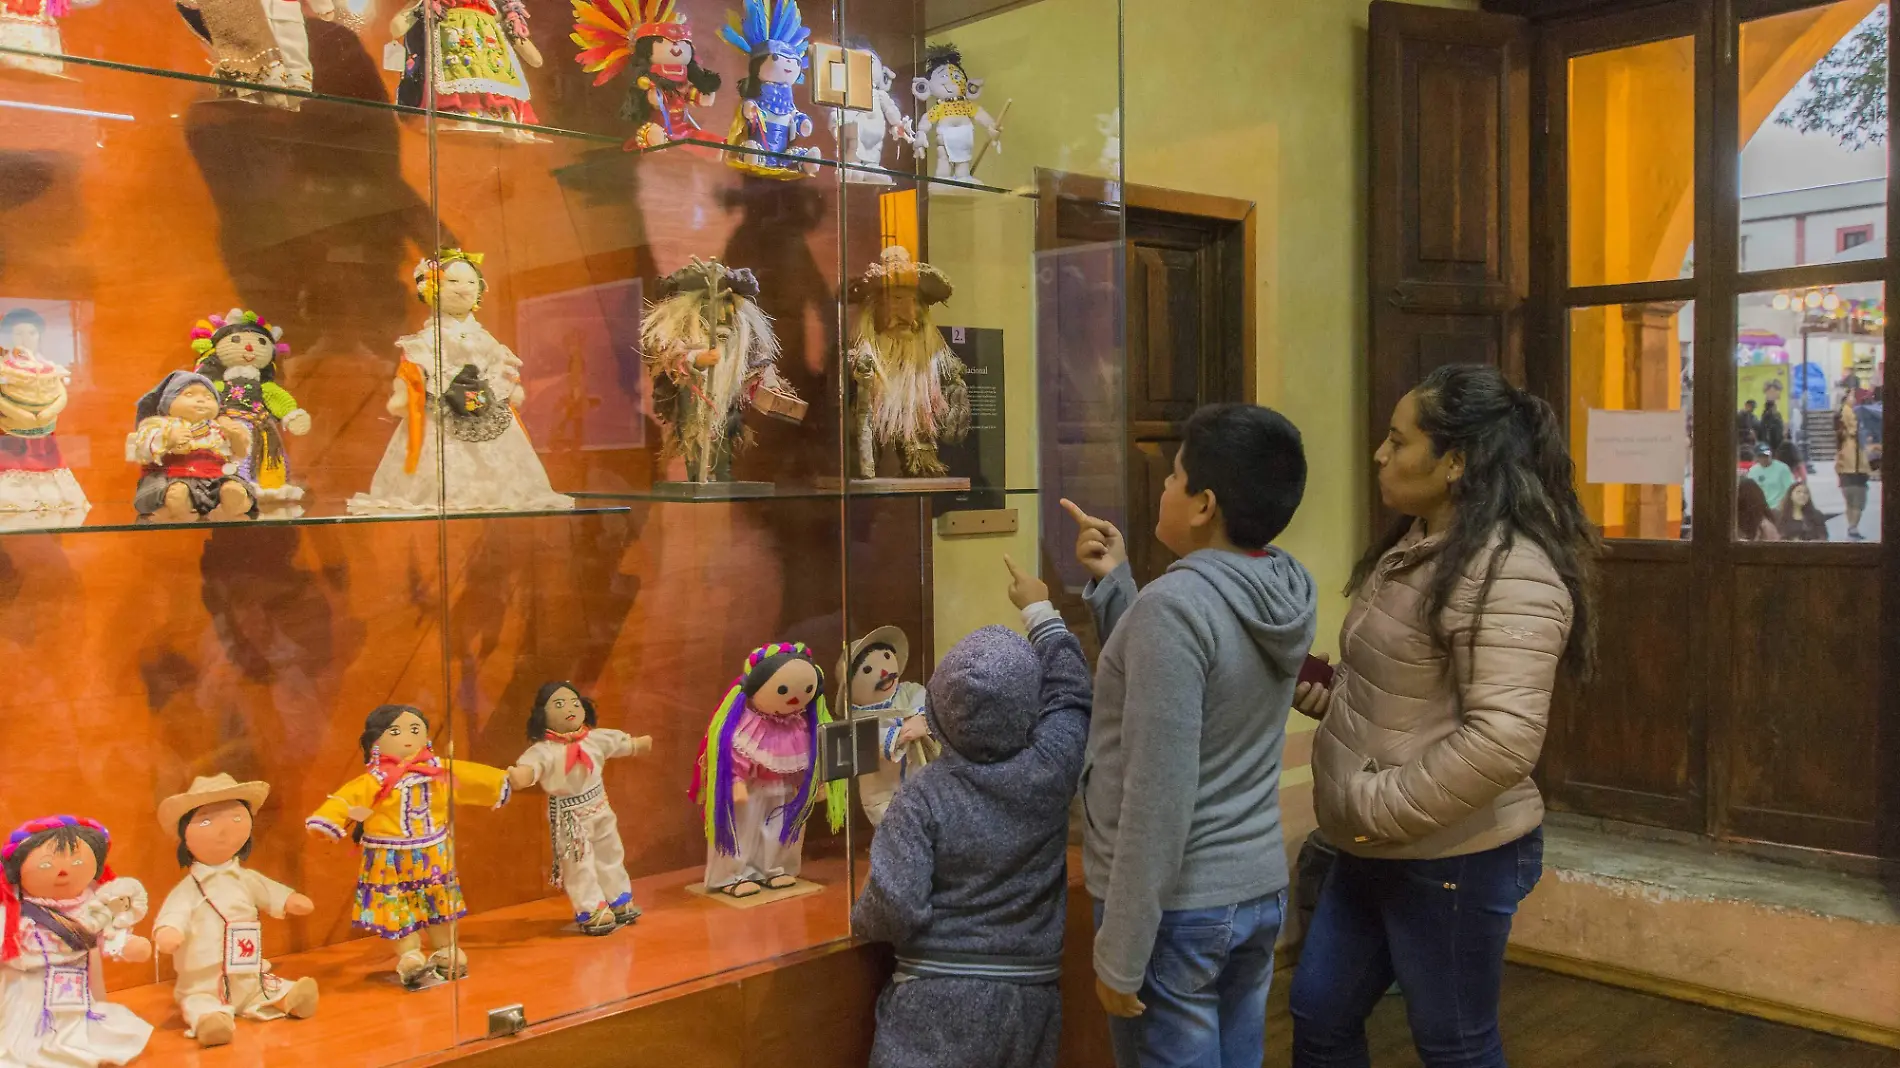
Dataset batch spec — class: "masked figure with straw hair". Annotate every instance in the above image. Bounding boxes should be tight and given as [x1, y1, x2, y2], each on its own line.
[848, 247, 970, 479]
[641, 259, 798, 485]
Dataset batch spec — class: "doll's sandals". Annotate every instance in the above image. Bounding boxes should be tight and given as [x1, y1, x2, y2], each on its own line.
[612, 902, 643, 925]
[396, 950, 433, 987]
[764, 874, 798, 891]
[428, 946, 470, 980]
[579, 910, 617, 936]
[720, 880, 763, 899]
[194, 1011, 236, 1047]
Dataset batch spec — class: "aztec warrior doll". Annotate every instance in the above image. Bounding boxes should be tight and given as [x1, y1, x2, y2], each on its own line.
[350, 249, 573, 513]
[153, 775, 317, 1047]
[832, 46, 912, 180]
[848, 247, 970, 479]
[192, 308, 311, 503]
[0, 0, 99, 77]
[838, 626, 935, 827]
[913, 42, 1004, 182]
[393, 0, 543, 134]
[641, 258, 800, 485]
[508, 682, 652, 935]
[720, 0, 819, 177]
[0, 347, 88, 517]
[0, 816, 153, 1068]
[176, 0, 336, 106]
[694, 643, 845, 898]
[306, 705, 512, 986]
[128, 370, 259, 523]
[572, 0, 720, 151]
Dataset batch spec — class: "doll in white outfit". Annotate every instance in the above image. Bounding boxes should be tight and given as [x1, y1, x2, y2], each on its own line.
[508, 682, 652, 935]
[151, 774, 317, 1047]
[837, 626, 935, 827]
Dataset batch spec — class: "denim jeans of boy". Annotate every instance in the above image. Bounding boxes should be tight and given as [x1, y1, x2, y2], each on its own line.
[1092, 889, 1286, 1068]
[1288, 827, 1545, 1068]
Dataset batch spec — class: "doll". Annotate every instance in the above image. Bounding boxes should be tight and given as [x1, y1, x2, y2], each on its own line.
[191, 308, 311, 503]
[0, 0, 100, 78]
[152, 774, 317, 1047]
[831, 47, 913, 181]
[912, 43, 1002, 183]
[693, 643, 845, 898]
[305, 705, 513, 986]
[836, 626, 934, 827]
[641, 258, 799, 486]
[349, 250, 574, 514]
[718, 0, 819, 178]
[506, 682, 652, 935]
[127, 370, 259, 523]
[847, 247, 970, 479]
[0, 816, 153, 1068]
[392, 0, 543, 136]
[175, 0, 335, 108]
[0, 349, 88, 515]
[571, 0, 720, 151]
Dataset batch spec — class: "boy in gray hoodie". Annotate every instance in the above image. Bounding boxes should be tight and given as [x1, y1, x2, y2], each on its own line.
[852, 557, 1092, 1068]
[1067, 403, 1317, 1068]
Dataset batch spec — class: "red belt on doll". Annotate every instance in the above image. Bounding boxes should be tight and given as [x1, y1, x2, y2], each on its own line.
[150, 451, 227, 479]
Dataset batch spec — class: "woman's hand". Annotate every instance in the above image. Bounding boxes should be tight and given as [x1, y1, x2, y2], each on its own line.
[1292, 654, 1333, 720]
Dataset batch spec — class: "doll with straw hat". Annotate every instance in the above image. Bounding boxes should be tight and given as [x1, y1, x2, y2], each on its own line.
[836, 625, 936, 826]
[151, 774, 317, 1047]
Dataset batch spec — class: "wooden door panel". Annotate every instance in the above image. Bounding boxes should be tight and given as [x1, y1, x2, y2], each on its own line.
[1408, 44, 1504, 286]
[1128, 245, 1206, 420]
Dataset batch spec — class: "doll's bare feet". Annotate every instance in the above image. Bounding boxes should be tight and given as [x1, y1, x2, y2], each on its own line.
[720, 880, 762, 899]
[206, 482, 255, 522]
[396, 950, 432, 986]
[194, 1011, 235, 1047]
[427, 946, 469, 979]
[284, 977, 319, 1019]
[764, 874, 797, 891]
[154, 483, 199, 524]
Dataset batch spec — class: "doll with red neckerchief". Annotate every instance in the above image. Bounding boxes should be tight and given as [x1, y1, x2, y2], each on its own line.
[693, 643, 845, 898]
[0, 816, 154, 1068]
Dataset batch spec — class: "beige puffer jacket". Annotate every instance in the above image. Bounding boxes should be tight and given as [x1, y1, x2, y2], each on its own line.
[1311, 524, 1573, 860]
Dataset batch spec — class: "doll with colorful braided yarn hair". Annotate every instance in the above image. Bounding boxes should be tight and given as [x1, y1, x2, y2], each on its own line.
[0, 816, 154, 1067]
[191, 308, 311, 503]
[692, 642, 846, 898]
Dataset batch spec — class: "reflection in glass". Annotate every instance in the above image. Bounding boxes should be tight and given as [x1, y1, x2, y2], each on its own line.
[1736, 285, 1884, 542]
[1569, 302, 1693, 540]
[1568, 36, 1697, 287]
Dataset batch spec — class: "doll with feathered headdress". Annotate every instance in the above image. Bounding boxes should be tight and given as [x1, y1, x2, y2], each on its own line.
[848, 247, 970, 479]
[719, 0, 819, 178]
[641, 258, 799, 485]
[571, 0, 720, 151]
[691, 643, 846, 898]
[191, 308, 311, 503]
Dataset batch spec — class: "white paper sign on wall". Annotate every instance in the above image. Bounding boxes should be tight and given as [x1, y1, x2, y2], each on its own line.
[1585, 409, 1687, 486]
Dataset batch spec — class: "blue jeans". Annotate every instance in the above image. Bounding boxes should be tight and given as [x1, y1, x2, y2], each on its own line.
[1092, 889, 1287, 1068]
[1289, 828, 1545, 1068]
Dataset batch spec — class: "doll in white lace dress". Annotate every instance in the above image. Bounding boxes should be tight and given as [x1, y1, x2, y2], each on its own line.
[348, 249, 573, 514]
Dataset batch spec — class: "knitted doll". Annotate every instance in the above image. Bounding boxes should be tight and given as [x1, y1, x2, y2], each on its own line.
[191, 309, 311, 503]
[0, 816, 153, 1068]
[847, 248, 970, 479]
[348, 250, 574, 514]
[127, 370, 258, 523]
[912, 43, 1003, 183]
[152, 774, 318, 1048]
[692, 643, 845, 898]
[392, 0, 543, 136]
[175, 0, 336, 108]
[506, 682, 652, 935]
[641, 259, 799, 486]
[305, 705, 512, 986]
[837, 625, 934, 827]
[0, 349, 88, 515]
[571, 0, 720, 151]
[718, 0, 819, 178]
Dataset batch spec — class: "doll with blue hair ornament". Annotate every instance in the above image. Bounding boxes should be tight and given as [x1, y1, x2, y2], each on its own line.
[719, 0, 820, 178]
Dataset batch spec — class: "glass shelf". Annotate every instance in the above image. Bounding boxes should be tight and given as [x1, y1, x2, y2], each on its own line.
[568, 485, 1042, 503]
[0, 501, 630, 537]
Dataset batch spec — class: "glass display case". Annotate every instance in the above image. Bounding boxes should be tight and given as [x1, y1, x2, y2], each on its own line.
[0, 0, 1122, 1061]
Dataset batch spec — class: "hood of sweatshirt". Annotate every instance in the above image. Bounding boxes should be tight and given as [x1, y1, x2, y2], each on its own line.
[925, 625, 1041, 764]
[1168, 548, 1319, 677]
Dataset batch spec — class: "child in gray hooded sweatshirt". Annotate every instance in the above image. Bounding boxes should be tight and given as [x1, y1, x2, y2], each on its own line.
[853, 557, 1092, 1068]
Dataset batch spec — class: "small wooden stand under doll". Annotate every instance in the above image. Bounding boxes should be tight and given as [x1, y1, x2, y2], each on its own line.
[191, 308, 311, 503]
[506, 682, 652, 936]
[693, 643, 845, 898]
[0, 349, 88, 520]
[718, 0, 819, 178]
[912, 43, 1003, 184]
[392, 0, 543, 137]
[847, 247, 971, 485]
[0, 816, 154, 1068]
[127, 370, 259, 523]
[349, 249, 574, 514]
[832, 47, 913, 182]
[305, 705, 513, 987]
[153, 774, 318, 1048]
[175, 0, 336, 108]
[0, 0, 101, 78]
[836, 626, 935, 828]
[641, 258, 802, 496]
[571, 0, 720, 151]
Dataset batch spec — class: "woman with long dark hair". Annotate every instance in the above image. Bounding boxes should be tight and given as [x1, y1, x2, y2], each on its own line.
[1289, 364, 1598, 1068]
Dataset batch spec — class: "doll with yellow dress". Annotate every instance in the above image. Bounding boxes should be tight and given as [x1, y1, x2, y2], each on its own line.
[304, 705, 512, 987]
